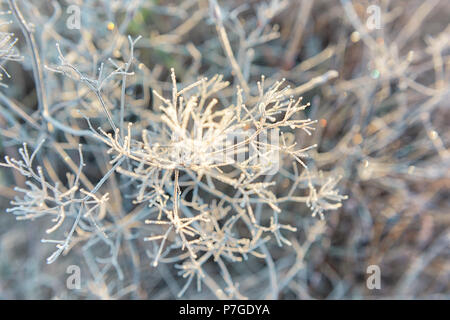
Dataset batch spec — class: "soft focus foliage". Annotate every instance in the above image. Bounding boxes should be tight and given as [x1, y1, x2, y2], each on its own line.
[0, 0, 448, 299]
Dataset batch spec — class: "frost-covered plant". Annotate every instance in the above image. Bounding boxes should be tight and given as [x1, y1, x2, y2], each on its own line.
[0, 0, 347, 299]
[0, 13, 21, 85]
[1, 60, 346, 298]
[0, 0, 447, 300]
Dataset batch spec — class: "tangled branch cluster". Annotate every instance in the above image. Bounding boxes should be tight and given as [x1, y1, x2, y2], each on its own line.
[0, 0, 448, 300]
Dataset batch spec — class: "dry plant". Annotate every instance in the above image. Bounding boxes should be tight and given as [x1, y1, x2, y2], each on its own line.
[0, 0, 448, 300]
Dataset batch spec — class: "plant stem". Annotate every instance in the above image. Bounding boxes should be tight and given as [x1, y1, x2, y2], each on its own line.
[8, 0, 48, 120]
